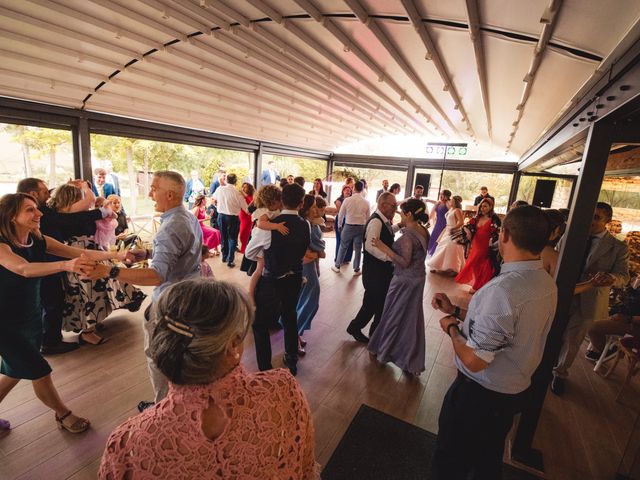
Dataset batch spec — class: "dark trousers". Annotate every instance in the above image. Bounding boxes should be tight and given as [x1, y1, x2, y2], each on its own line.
[218, 213, 240, 265]
[40, 273, 65, 347]
[349, 272, 392, 335]
[431, 371, 524, 480]
[252, 274, 302, 371]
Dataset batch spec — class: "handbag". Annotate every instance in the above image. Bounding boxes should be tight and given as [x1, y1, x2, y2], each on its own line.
[450, 227, 468, 245]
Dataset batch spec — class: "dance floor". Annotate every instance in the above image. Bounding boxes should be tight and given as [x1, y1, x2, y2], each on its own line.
[0, 241, 636, 479]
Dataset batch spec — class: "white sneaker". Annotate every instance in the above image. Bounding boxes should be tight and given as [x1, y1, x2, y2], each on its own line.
[331, 266, 340, 273]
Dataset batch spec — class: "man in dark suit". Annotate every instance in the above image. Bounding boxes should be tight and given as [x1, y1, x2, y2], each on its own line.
[92, 168, 116, 198]
[347, 192, 398, 342]
[245, 183, 310, 376]
[473, 186, 494, 206]
[260, 160, 280, 186]
[551, 202, 630, 395]
[376, 179, 389, 200]
[17, 177, 113, 355]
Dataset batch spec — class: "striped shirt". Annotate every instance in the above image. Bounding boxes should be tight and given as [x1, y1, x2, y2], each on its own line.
[457, 260, 557, 394]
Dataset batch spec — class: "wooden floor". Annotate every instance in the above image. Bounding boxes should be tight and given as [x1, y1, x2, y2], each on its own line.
[0, 240, 637, 479]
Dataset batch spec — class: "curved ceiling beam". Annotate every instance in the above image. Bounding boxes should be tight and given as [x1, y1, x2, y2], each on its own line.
[244, 0, 435, 136]
[399, 0, 477, 140]
[217, 29, 392, 136]
[341, 0, 461, 137]
[87, 0, 392, 138]
[464, 0, 492, 140]
[131, 0, 398, 136]
[506, 0, 563, 153]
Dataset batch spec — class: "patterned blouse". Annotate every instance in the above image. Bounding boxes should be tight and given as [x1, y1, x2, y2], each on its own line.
[99, 366, 319, 479]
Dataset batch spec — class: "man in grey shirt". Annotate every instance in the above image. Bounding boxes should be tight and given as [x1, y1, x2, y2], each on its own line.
[430, 206, 557, 479]
[91, 171, 202, 411]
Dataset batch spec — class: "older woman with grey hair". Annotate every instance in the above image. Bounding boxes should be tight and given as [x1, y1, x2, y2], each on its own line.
[99, 279, 319, 479]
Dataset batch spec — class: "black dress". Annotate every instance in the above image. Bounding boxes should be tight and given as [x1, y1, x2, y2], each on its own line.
[0, 235, 52, 380]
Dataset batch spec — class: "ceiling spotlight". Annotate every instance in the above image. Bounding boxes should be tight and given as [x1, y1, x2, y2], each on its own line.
[343, 44, 351, 53]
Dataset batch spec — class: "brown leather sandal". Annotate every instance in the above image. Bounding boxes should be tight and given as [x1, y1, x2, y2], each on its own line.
[55, 411, 90, 433]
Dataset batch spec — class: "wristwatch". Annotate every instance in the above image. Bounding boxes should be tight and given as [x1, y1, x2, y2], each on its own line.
[109, 266, 120, 279]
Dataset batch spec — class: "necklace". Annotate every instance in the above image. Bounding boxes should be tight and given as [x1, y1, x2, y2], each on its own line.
[16, 236, 33, 248]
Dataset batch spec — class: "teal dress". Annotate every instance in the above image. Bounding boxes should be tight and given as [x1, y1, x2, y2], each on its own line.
[0, 235, 52, 380]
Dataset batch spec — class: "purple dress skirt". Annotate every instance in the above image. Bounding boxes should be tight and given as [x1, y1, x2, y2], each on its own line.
[428, 203, 448, 256]
[368, 228, 428, 375]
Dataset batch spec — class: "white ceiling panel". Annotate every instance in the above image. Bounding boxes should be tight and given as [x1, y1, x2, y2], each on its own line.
[0, 0, 638, 158]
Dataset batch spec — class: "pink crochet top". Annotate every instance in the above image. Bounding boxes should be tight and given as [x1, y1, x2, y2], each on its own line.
[99, 366, 318, 479]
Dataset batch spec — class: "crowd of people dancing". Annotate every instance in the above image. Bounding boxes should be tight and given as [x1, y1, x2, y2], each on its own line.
[0, 165, 632, 479]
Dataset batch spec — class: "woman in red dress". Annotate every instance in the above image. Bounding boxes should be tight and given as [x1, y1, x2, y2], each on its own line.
[191, 195, 220, 254]
[455, 197, 501, 293]
[239, 182, 255, 253]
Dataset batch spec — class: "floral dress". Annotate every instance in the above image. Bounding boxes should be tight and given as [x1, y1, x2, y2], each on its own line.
[62, 235, 145, 332]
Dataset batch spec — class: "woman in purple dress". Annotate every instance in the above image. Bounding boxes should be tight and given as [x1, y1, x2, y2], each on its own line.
[368, 199, 430, 376]
[427, 189, 451, 256]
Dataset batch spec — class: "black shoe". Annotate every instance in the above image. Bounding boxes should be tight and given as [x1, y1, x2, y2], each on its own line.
[551, 377, 565, 396]
[40, 341, 79, 355]
[347, 325, 369, 343]
[137, 401, 155, 412]
[227, 262, 236, 268]
[283, 355, 298, 376]
[585, 349, 601, 362]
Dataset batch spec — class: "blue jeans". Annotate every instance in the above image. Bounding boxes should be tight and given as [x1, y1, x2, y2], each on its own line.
[335, 224, 364, 271]
[218, 213, 240, 265]
[334, 216, 353, 262]
[297, 262, 320, 335]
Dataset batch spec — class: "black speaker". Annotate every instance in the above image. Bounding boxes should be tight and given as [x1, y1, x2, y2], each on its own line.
[415, 173, 431, 191]
[532, 179, 556, 208]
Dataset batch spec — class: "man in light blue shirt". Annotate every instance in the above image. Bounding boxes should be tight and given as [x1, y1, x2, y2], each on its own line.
[430, 206, 557, 480]
[91, 171, 202, 409]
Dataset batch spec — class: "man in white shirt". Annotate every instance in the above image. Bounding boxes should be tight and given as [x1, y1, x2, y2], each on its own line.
[332, 181, 370, 275]
[347, 192, 399, 342]
[212, 173, 249, 268]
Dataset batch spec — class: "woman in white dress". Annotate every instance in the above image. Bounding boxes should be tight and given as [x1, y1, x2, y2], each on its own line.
[428, 195, 465, 276]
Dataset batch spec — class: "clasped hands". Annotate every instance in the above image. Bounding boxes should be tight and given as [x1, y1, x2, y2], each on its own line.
[67, 249, 147, 279]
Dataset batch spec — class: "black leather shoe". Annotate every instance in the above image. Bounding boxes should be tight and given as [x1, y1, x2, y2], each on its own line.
[551, 377, 565, 396]
[40, 341, 79, 355]
[227, 262, 236, 268]
[347, 325, 369, 343]
[137, 401, 155, 412]
[283, 355, 298, 376]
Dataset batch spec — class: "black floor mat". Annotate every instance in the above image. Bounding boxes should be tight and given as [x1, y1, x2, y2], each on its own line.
[321, 404, 540, 480]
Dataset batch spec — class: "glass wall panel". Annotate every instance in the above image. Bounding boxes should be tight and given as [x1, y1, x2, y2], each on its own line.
[261, 154, 328, 193]
[0, 122, 74, 195]
[441, 170, 513, 213]
[516, 175, 573, 209]
[90, 134, 252, 216]
[599, 175, 640, 235]
[330, 165, 407, 206]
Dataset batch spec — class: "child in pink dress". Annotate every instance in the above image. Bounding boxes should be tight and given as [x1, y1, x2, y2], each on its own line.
[93, 196, 118, 250]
